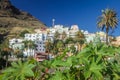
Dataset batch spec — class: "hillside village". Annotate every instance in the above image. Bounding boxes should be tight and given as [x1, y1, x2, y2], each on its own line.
[9, 22, 114, 61]
[0, 0, 119, 62]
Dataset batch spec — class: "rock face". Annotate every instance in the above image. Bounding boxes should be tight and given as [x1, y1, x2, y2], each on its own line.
[0, 0, 46, 28]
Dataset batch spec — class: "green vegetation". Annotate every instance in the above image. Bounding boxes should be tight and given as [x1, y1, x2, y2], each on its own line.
[19, 30, 30, 37]
[42, 43, 120, 80]
[0, 60, 35, 80]
[0, 42, 120, 80]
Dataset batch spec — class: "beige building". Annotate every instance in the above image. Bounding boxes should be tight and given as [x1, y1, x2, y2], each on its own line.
[111, 36, 120, 47]
[96, 31, 110, 43]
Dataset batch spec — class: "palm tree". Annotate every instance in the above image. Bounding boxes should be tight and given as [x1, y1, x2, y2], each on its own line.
[45, 39, 53, 54]
[1, 48, 12, 67]
[97, 8, 118, 44]
[23, 40, 35, 49]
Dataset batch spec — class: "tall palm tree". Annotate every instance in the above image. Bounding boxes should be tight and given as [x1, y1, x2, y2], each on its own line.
[97, 8, 118, 44]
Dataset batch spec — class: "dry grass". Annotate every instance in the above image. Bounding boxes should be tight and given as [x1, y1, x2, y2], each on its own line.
[0, 17, 46, 28]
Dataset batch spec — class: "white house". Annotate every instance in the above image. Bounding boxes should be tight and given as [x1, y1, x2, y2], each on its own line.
[9, 38, 23, 45]
[23, 48, 35, 57]
[9, 38, 24, 50]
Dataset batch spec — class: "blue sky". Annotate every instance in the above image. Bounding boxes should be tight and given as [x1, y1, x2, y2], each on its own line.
[10, 0, 120, 36]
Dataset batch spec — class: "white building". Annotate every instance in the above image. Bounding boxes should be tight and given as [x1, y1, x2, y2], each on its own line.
[81, 30, 96, 43]
[47, 25, 70, 40]
[9, 38, 24, 50]
[70, 25, 79, 31]
[85, 33, 96, 43]
[9, 38, 23, 45]
[24, 33, 47, 41]
[35, 40, 46, 53]
[69, 25, 79, 38]
[23, 48, 35, 57]
[9, 38, 36, 57]
[24, 33, 47, 53]
[48, 28, 56, 34]
[47, 24, 80, 38]
[54, 25, 69, 34]
[96, 31, 109, 43]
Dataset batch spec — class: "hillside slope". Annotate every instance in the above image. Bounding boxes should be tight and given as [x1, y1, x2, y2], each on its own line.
[0, 0, 46, 43]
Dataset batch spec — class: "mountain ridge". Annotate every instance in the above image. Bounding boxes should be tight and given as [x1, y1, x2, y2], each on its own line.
[0, 0, 46, 28]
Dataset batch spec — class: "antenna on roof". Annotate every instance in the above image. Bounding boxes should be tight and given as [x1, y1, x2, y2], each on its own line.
[52, 18, 55, 27]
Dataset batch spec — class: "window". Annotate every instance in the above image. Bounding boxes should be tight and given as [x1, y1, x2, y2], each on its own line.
[15, 40, 18, 43]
